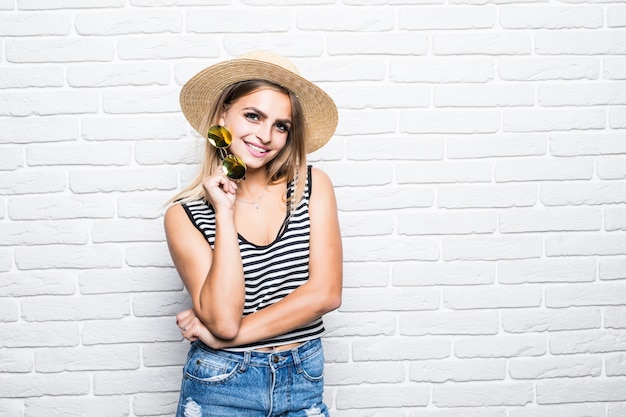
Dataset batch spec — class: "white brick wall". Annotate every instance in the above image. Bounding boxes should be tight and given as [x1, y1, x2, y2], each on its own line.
[1, 1, 625, 416]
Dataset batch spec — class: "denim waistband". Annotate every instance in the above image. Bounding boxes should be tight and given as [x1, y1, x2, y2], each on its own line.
[192, 338, 322, 368]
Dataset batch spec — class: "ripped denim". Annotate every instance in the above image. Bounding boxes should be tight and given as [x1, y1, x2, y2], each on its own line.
[175, 338, 329, 417]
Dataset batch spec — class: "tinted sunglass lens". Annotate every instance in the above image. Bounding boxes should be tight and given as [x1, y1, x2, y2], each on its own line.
[207, 125, 232, 148]
[222, 155, 246, 180]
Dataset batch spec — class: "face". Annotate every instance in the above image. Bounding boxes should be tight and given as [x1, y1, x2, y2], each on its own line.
[219, 88, 292, 172]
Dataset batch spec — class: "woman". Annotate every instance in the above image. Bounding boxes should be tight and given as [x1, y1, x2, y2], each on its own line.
[164, 51, 342, 417]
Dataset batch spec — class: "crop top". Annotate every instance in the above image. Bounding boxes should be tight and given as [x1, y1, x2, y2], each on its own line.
[181, 166, 325, 352]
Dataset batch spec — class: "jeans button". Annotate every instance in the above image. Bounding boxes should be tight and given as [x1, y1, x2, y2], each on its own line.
[273, 356, 279, 364]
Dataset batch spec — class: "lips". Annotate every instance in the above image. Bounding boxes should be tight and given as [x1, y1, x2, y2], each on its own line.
[245, 141, 270, 156]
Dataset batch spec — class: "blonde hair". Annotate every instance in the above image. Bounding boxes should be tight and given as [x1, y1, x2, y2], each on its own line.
[168, 80, 307, 210]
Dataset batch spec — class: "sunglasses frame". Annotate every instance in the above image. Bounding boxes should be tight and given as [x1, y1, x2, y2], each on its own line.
[207, 125, 247, 181]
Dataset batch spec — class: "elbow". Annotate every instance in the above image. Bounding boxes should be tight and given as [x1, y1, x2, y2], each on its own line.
[208, 318, 240, 341]
[322, 291, 342, 314]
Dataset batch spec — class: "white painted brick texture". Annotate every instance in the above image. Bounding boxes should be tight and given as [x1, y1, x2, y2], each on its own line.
[1, 2, 625, 416]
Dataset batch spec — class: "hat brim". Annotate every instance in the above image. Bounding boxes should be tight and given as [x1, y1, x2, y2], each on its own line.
[180, 58, 338, 154]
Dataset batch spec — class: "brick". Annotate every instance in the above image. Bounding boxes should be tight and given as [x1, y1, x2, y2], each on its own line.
[600, 258, 626, 281]
[69, 167, 177, 193]
[125, 242, 173, 268]
[0, 400, 23, 417]
[103, 89, 180, 114]
[133, 392, 179, 417]
[606, 352, 626, 376]
[455, 334, 547, 358]
[539, 82, 626, 106]
[18, 0, 125, 8]
[0, 170, 66, 195]
[609, 403, 626, 417]
[6, 38, 115, 63]
[401, 6, 495, 29]
[0, 12, 71, 36]
[439, 183, 537, 209]
[321, 162, 394, 187]
[433, 33, 532, 55]
[142, 342, 188, 367]
[337, 185, 428, 211]
[336, 384, 429, 409]
[0, 322, 78, 348]
[510, 404, 606, 417]
[67, 62, 170, 87]
[347, 136, 442, 160]
[610, 106, 626, 128]
[335, 110, 395, 136]
[550, 132, 626, 156]
[433, 382, 533, 407]
[541, 181, 626, 206]
[502, 307, 601, 333]
[353, 336, 450, 361]
[118, 35, 220, 60]
[501, 6, 603, 29]
[447, 133, 546, 159]
[0, 271, 76, 297]
[35, 345, 139, 372]
[608, 5, 626, 27]
[546, 234, 626, 257]
[536, 30, 626, 55]
[324, 312, 396, 337]
[604, 57, 626, 79]
[22, 294, 129, 321]
[25, 396, 130, 417]
[27, 142, 132, 166]
[223, 34, 325, 58]
[79, 268, 181, 294]
[135, 139, 201, 165]
[0, 116, 78, 144]
[605, 307, 626, 329]
[409, 358, 505, 383]
[0, 220, 89, 245]
[14, 245, 122, 270]
[443, 235, 542, 261]
[510, 355, 602, 379]
[329, 84, 429, 110]
[445, 285, 542, 309]
[93, 368, 180, 395]
[550, 330, 626, 354]
[546, 282, 626, 308]
[75, 10, 182, 35]
[398, 210, 496, 235]
[0, 348, 33, 372]
[503, 108, 605, 132]
[343, 262, 389, 288]
[393, 261, 495, 286]
[597, 156, 626, 180]
[0, 66, 64, 88]
[398, 160, 492, 184]
[390, 57, 494, 83]
[339, 212, 394, 237]
[118, 192, 172, 219]
[499, 207, 601, 233]
[328, 33, 428, 55]
[499, 57, 599, 81]
[81, 115, 187, 141]
[325, 362, 405, 385]
[0, 298, 18, 322]
[188, 8, 291, 33]
[400, 310, 499, 336]
[82, 317, 180, 345]
[401, 110, 500, 134]
[537, 377, 626, 404]
[8, 194, 115, 220]
[0, 372, 89, 397]
[297, 8, 394, 31]
[341, 287, 439, 312]
[436, 83, 534, 107]
[92, 219, 164, 243]
[133, 292, 190, 317]
[498, 258, 596, 284]
[0, 145, 23, 171]
[0, 90, 99, 117]
[343, 236, 439, 262]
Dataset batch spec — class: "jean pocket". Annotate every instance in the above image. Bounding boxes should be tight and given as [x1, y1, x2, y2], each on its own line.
[184, 351, 241, 385]
[299, 347, 325, 382]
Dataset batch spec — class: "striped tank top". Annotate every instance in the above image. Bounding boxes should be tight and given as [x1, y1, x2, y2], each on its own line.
[181, 166, 325, 352]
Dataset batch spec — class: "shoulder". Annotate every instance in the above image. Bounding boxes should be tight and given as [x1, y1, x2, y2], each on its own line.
[309, 166, 335, 198]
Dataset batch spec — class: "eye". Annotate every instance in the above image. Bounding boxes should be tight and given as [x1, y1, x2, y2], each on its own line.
[244, 112, 260, 122]
[276, 122, 290, 133]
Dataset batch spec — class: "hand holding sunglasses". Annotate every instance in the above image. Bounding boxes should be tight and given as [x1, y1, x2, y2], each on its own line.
[207, 125, 247, 181]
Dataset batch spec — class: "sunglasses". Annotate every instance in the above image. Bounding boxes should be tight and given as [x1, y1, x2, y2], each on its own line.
[207, 125, 247, 181]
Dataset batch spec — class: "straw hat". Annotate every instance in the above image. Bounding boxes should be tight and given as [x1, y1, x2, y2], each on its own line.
[179, 51, 338, 154]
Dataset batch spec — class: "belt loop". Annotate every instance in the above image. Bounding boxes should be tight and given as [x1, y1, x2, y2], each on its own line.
[239, 351, 251, 373]
[291, 345, 303, 374]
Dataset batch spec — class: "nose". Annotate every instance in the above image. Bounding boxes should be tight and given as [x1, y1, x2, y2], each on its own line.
[256, 122, 272, 144]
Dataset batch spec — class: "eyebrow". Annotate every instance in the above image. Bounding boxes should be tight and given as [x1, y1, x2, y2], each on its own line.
[244, 107, 292, 126]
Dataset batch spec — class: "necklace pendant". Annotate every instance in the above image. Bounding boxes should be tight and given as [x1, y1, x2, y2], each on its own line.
[254, 203, 260, 210]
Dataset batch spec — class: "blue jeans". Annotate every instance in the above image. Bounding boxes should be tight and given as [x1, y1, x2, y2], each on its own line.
[175, 338, 329, 417]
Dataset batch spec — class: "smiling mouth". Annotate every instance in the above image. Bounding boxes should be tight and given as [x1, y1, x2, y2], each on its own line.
[246, 142, 269, 154]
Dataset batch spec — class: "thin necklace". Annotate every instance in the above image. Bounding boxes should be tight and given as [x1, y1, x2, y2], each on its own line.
[236, 187, 267, 210]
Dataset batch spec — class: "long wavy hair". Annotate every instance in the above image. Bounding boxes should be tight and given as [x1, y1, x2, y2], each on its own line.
[168, 80, 307, 210]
